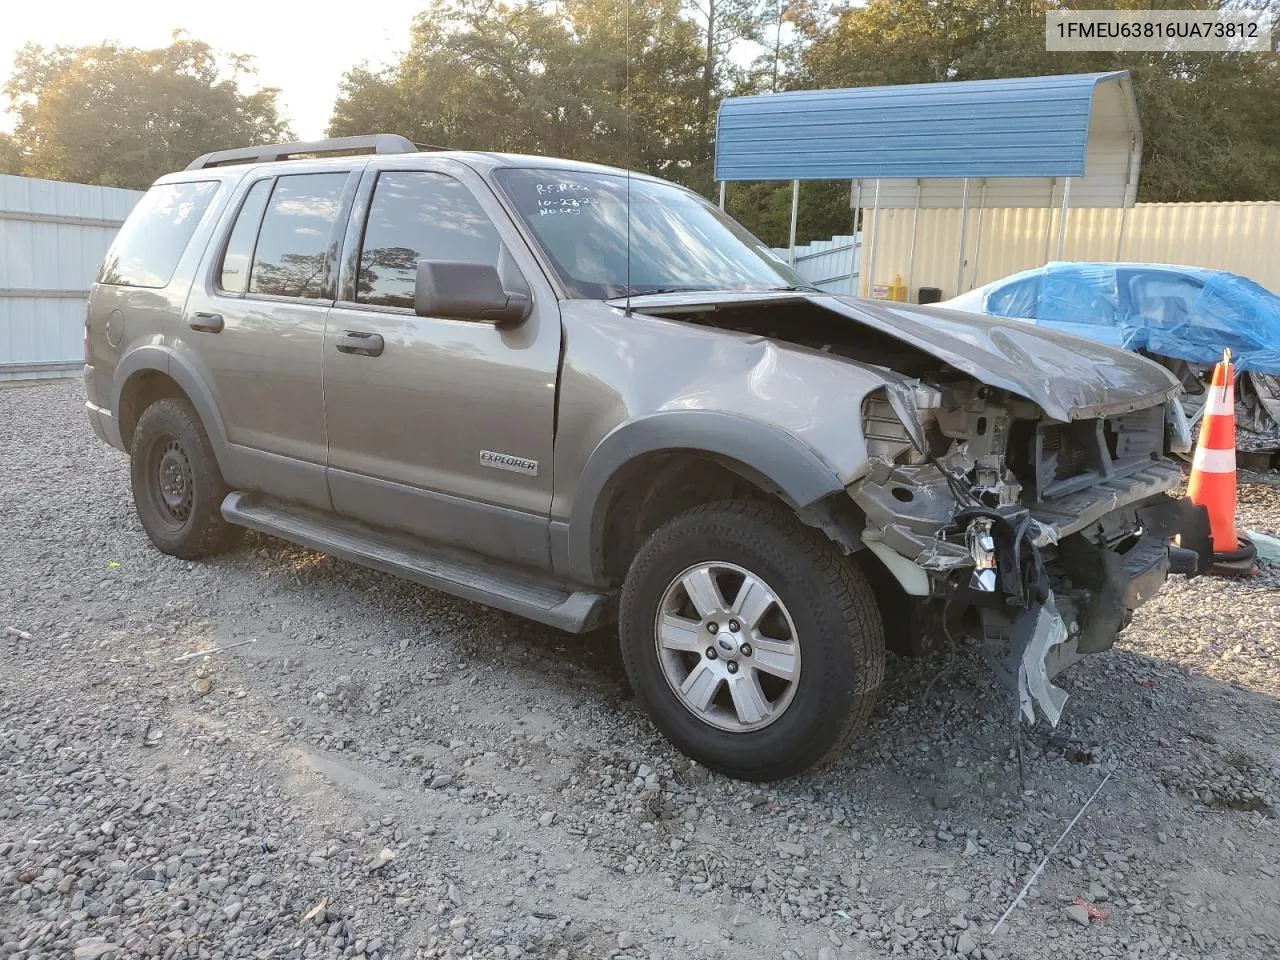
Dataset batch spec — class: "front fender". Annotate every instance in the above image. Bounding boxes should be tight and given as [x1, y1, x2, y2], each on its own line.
[564, 410, 846, 584]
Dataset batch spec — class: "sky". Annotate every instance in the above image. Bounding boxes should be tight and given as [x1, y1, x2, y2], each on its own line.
[2, 0, 430, 139]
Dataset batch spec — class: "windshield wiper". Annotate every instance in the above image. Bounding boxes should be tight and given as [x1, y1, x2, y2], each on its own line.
[613, 284, 821, 297]
[634, 286, 720, 295]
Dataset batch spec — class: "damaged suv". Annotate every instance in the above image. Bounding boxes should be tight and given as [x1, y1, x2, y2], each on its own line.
[85, 135, 1211, 781]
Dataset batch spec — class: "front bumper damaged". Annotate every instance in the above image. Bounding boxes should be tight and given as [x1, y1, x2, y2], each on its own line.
[849, 459, 1212, 726]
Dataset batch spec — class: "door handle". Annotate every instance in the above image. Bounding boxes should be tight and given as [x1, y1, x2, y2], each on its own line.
[189, 312, 224, 334]
[335, 331, 385, 357]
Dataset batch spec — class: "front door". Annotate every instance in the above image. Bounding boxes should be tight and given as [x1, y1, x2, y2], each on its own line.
[181, 166, 358, 508]
[322, 160, 560, 571]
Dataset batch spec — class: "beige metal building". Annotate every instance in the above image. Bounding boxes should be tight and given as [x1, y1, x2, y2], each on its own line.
[859, 201, 1280, 301]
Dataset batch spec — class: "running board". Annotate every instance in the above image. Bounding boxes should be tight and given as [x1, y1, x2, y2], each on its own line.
[221, 492, 611, 633]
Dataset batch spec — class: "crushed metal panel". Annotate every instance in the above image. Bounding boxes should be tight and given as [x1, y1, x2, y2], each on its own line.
[1018, 597, 1071, 726]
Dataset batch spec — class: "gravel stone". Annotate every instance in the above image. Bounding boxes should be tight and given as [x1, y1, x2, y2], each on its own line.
[1064, 904, 1091, 927]
[2, 380, 1278, 960]
[73, 940, 118, 960]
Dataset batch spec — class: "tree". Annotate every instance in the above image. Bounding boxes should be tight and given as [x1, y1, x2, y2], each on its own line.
[677, 0, 775, 191]
[726, 179, 851, 248]
[4, 33, 291, 189]
[801, 0, 1280, 203]
[747, 0, 823, 95]
[331, 0, 704, 182]
[0, 133, 21, 175]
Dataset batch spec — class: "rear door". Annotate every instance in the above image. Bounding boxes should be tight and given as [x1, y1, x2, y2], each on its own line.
[180, 164, 360, 508]
[322, 158, 561, 570]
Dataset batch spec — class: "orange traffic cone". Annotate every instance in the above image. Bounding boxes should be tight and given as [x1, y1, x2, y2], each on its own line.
[1186, 349, 1256, 576]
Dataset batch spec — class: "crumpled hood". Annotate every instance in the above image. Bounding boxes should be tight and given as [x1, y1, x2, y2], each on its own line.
[825, 297, 1182, 420]
[619, 291, 1182, 421]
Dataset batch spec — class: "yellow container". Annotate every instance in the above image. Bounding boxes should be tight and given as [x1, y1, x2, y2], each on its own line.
[870, 274, 908, 302]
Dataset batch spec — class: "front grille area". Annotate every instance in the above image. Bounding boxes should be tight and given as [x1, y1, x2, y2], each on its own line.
[1040, 424, 1091, 484]
[1015, 405, 1165, 502]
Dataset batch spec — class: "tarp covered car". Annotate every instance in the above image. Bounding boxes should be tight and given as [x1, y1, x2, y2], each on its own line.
[945, 263, 1280, 455]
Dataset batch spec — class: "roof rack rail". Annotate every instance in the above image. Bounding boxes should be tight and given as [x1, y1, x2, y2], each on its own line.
[185, 134, 422, 171]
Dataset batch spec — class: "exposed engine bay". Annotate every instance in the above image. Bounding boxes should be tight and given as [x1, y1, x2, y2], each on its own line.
[639, 295, 1214, 726]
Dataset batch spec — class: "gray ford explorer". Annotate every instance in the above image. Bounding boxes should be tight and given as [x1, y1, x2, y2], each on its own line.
[84, 134, 1211, 781]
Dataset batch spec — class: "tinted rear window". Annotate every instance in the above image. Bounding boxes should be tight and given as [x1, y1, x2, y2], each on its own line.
[249, 172, 348, 299]
[218, 178, 274, 294]
[98, 181, 220, 288]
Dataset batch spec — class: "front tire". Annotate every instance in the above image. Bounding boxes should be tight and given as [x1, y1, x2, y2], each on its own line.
[620, 500, 885, 781]
[129, 397, 242, 560]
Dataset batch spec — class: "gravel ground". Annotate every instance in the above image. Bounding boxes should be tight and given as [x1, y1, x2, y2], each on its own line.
[2, 379, 1278, 960]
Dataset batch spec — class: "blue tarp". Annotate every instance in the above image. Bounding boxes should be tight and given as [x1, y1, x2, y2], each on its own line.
[991, 263, 1280, 374]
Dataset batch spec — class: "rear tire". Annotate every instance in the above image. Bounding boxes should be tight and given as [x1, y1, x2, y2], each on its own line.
[619, 500, 885, 781]
[129, 397, 243, 560]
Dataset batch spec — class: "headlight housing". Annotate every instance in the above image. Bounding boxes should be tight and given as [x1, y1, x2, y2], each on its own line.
[861, 384, 941, 464]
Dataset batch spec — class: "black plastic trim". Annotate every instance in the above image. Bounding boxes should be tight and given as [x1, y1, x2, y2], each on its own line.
[186, 135, 420, 171]
[563, 411, 845, 585]
[221, 492, 611, 633]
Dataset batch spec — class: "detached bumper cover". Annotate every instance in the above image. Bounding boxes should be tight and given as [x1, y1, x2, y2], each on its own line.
[999, 495, 1211, 725]
[850, 450, 1211, 726]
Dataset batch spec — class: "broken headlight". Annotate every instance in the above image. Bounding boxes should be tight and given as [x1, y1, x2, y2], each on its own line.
[966, 516, 997, 592]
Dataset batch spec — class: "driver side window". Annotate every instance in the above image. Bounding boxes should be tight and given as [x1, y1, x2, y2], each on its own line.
[356, 171, 501, 309]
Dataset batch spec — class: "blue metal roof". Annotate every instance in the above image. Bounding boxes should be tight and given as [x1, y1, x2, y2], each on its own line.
[715, 72, 1132, 182]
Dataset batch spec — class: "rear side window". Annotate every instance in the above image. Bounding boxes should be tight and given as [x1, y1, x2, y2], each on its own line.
[1126, 272, 1202, 329]
[986, 276, 1042, 319]
[356, 171, 501, 309]
[249, 172, 348, 299]
[218, 179, 274, 294]
[1039, 265, 1119, 326]
[98, 180, 219, 288]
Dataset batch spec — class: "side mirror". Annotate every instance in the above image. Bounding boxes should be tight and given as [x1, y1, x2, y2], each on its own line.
[414, 257, 531, 326]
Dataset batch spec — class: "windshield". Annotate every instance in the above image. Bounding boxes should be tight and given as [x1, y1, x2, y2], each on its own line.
[495, 167, 812, 299]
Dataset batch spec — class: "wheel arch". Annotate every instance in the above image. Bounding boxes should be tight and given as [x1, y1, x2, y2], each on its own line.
[565, 411, 858, 586]
[113, 346, 230, 465]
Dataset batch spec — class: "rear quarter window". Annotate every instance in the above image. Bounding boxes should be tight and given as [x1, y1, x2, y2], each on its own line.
[986, 275, 1042, 319]
[98, 180, 220, 288]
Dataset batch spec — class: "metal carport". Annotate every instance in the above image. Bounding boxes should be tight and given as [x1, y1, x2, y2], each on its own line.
[715, 72, 1142, 299]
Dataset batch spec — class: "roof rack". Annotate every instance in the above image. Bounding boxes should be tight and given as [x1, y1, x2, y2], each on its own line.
[185, 134, 426, 171]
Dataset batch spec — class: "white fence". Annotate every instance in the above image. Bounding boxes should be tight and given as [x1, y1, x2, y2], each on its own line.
[0, 175, 143, 382]
[773, 234, 862, 295]
[0, 173, 863, 383]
